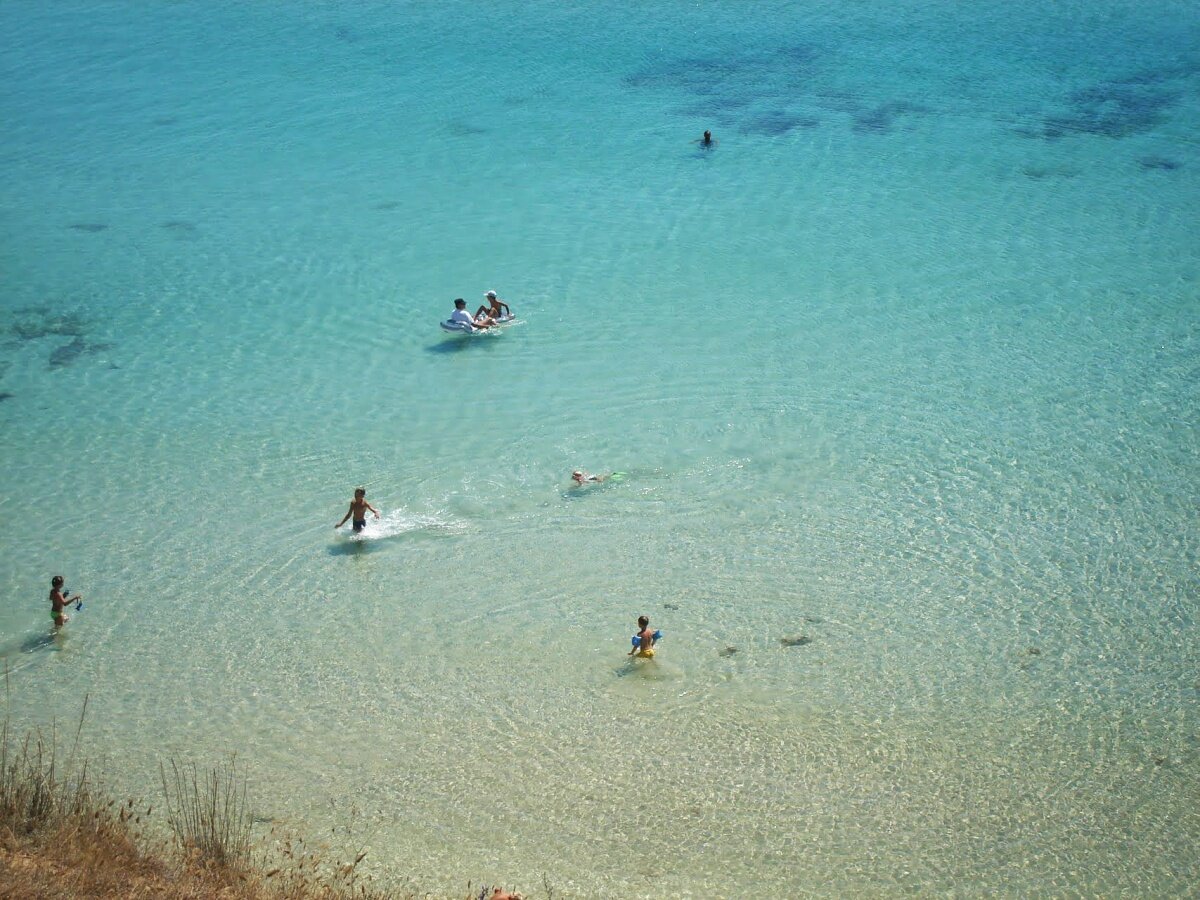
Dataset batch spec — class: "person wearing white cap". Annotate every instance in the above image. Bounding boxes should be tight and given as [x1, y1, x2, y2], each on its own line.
[475, 289, 511, 321]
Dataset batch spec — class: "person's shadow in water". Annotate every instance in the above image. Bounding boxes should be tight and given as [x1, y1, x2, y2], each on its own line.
[1, 629, 67, 673]
[327, 536, 387, 557]
[425, 336, 507, 355]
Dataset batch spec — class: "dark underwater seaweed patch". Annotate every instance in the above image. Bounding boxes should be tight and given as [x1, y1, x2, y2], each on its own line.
[772, 44, 819, 66]
[1139, 155, 1181, 171]
[813, 90, 864, 114]
[624, 54, 746, 89]
[48, 336, 112, 371]
[0, 392, 12, 403]
[69, 223, 107, 233]
[626, 43, 830, 139]
[1032, 75, 1179, 141]
[49, 337, 86, 369]
[741, 110, 820, 136]
[446, 120, 488, 137]
[162, 221, 198, 234]
[1021, 164, 1079, 180]
[852, 101, 927, 133]
[372, 200, 401, 211]
[10, 308, 87, 342]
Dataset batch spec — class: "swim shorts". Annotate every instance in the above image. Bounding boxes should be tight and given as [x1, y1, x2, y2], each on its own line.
[352, 519, 367, 533]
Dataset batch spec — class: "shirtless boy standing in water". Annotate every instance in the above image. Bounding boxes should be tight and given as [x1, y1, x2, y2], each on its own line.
[475, 289, 511, 321]
[335, 488, 380, 533]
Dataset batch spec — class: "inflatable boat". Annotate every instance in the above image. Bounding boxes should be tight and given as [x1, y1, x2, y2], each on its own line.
[439, 313, 516, 334]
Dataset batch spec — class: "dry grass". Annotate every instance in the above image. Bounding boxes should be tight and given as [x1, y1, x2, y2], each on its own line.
[159, 758, 253, 868]
[0, 700, 537, 899]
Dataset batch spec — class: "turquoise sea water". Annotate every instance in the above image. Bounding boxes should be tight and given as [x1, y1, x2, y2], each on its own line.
[1, 1, 1197, 895]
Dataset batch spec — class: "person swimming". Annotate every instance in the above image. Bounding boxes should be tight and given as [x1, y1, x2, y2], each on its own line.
[571, 470, 608, 484]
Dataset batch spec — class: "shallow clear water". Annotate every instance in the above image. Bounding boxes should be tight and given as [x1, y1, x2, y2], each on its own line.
[1, 1, 1197, 895]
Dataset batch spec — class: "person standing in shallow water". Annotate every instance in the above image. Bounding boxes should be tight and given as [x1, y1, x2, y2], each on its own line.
[49, 575, 80, 629]
[629, 615, 658, 658]
[336, 487, 380, 534]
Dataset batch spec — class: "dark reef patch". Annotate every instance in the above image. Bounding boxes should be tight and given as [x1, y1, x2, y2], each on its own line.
[1027, 71, 1181, 141]
[69, 223, 107, 233]
[780, 635, 812, 648]
[372, 200, 401, 211]
[853, 101, 927, 133]
[1139, 155, 1181, 171]
[1021, 164, 1079, 180]
[625, 54, 746, 90]
[0, 392, 12, 403]
[10, 308, 87, 342]
[152, 116, 178, 126]
[162, 221, 198, 235]
[49, 337, 87, 370]
[772, 44, 819, 66]
[446, 120, 488, 137]
[48, 337, 112, 371]
[741, 110, 820, 135]
[625, 42, 826, 137]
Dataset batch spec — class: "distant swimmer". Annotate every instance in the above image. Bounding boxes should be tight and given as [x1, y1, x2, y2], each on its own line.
[488, 888, 523, 900]
[571, 470, 608, 484]
[696, 129, 717, 148]
[336, 487, 380, 534]
[571, 470, 626, 486]
[629, 615, 660, 658]
[475, 289, 512, 321]
[450, 297, 494, 329]
[49, 575, 81, 629]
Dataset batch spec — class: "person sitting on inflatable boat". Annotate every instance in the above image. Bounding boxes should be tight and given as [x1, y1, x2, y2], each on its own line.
[629, 615, 662, 659]
[475, 289, 511, 321]
[449, 298, 495, 330]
